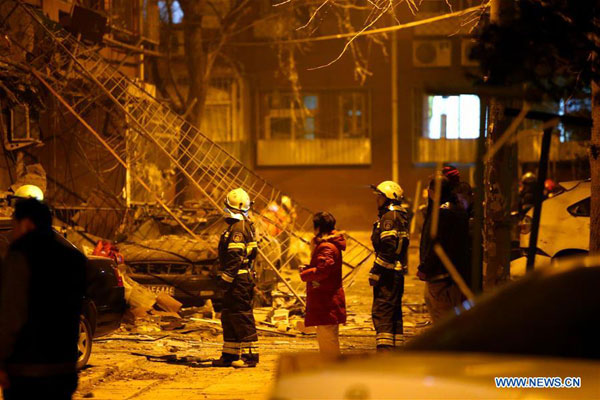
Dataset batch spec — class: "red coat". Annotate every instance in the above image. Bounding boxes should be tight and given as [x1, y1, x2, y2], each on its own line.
[300, 231, 347, 327]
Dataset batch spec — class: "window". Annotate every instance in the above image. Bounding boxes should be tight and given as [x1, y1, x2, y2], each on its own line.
[567, 197, 590, 217]
[340, 92, 367, 138]
[158, 0, 183, 24]
[201, 78, 240, 142]
[262, 90, 369, 140]
[423, 94, 480, 139]
[264, 93, 318, 140]
[258, 90, 371, 166]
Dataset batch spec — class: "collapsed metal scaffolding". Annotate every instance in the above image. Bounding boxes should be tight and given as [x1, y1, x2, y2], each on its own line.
[0, 1, 373, 293]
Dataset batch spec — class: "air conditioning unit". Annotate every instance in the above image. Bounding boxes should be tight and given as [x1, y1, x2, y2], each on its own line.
[413, 40, 452, 68]
[461, 38, 479, 67]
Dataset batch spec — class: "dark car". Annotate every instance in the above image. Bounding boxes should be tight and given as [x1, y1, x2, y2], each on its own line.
[0, 218, 126, 369]
[119, 236, 221, 307]
[119, 234, 279, 307]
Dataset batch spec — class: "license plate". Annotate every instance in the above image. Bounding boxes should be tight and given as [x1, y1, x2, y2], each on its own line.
[147, 285, 175, 296]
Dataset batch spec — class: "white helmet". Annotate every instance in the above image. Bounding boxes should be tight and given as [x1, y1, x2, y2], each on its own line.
[225, 188, 252, 213]
[372, 180, 403, 201]
[281, 195, 292, 212]
[14, 184, 44, 201]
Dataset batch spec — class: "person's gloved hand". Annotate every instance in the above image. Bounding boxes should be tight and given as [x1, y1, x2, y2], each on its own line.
[368, 265, 382, 286]
[416, 270, 427, 281]
[368, 272, 380, 287]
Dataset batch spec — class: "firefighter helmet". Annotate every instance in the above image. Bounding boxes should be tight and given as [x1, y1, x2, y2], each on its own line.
[225, 188, 252, 213]
[13, 184, 44, 201]
[521, 172, 537, 184]
[280, 195, 292, 212]
[372, 180, 403, 201]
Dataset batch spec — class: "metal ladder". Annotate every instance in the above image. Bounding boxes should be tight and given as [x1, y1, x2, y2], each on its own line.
[0, 1, 373, 287]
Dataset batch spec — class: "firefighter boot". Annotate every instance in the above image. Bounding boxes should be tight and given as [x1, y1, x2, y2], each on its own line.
[232, 347, 259, 368]
[212, 353, 239, 367]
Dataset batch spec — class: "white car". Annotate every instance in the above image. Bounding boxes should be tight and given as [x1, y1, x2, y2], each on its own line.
[520, 180, 590, 259]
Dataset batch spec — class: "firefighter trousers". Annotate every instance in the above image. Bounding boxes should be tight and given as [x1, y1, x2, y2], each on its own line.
[220, 273, 258, 360]
[372, 269, 404, 348]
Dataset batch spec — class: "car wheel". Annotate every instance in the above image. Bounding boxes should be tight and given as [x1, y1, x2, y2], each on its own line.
[77, 315, 93, 370]
[552, 249, 588, 260]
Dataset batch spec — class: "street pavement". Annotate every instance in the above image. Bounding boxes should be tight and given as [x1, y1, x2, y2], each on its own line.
[3, 233, 429, 400]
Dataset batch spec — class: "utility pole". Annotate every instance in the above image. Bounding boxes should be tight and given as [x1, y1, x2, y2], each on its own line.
[391, 30, 399, 183]
[483, 0, 519, 288]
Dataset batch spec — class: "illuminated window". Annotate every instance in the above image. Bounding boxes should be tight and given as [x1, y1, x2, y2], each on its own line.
[423, 94, 480, 139]
[158, 0, 183, 24]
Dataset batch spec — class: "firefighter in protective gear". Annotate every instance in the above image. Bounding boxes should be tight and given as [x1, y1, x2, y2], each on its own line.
[213, 188, 260, 368]
[369, 180, 409, 350]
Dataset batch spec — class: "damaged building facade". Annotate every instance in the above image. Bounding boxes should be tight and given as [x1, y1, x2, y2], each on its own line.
[0, 0, 590, 265]
[0, 0, 374, 311]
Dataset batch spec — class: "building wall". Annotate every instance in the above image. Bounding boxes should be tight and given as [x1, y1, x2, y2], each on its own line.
[240, 38, 393, 229]
[237, 20, 480, 229]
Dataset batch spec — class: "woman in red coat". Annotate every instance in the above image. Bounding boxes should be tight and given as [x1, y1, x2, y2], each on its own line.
[300, 212, 347, 359]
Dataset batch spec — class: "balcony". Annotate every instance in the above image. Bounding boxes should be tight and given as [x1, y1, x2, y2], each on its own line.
[517, 130, 589, 163]
[413, 137, 477, 164]
[257, 138, 371, 166]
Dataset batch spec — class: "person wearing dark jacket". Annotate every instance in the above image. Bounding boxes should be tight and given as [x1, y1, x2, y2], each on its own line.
[418, 176, 470, 323]
[213, 188, 259, 368]
[0, 198, 86, 400]
[300, 212, 347, 359]
[369, 181, 409, 350]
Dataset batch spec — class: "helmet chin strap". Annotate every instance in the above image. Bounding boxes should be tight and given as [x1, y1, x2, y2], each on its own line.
[225, 207, 248, 221]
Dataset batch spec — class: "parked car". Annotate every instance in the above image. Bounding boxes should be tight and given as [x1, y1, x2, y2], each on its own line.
[119, 236, 221, 307]
[271, 255, 600, 399]
[120, 235, 279, 307]
[0, 218, 126, 369]
[520, 179, 590, 258]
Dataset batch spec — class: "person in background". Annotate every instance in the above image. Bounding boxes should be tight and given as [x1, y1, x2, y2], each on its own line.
[0, 198, 86, 400]
[519, 172, 537, 218]
[300, 212, 347, 360]
[455, 181, 474, 216]
[418, 176, 470, 323]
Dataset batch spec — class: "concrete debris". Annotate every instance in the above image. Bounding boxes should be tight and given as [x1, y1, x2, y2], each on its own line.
[156, 292, 183, 314]
[122, 272, 156, 311]
[180, 300, 215, 319]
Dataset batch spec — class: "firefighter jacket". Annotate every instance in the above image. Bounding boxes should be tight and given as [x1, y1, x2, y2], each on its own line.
[371, 204, 409, 271]
[218, 218, 258, 284]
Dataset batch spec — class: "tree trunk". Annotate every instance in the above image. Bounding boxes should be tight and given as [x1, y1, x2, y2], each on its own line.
[483, 0, 518, 288]
[590, 80, 600, 253]
[179, 0, 207, 128]
[483, 101, 518, 288]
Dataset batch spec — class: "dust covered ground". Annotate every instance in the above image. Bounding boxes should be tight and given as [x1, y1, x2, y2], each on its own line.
[70, 234, 428, 400]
